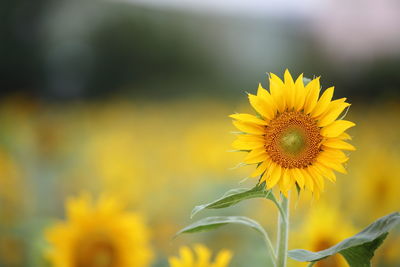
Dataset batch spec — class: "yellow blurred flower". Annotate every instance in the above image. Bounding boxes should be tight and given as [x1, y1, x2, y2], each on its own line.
[84, 128, 147, 205]
[231, 70, 355, 196]
[169, 245, 232, 267]
[351, 151, 400, 220]
[45, 194, 153, 267]
[291, 203, 356, 267]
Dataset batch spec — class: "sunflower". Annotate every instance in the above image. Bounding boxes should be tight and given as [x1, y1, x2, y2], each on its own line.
[231, 70, 355, 196]
[45, 194, 153, 267]
[353, 151, 400, 220]
[291, 203, 356, 267]
[169, 244, 232, 267]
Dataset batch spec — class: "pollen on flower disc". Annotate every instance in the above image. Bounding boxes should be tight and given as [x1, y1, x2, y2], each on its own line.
[265, 111, 322, 169]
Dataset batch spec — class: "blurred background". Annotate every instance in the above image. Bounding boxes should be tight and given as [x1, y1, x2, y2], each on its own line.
[0, 0, 399, 266]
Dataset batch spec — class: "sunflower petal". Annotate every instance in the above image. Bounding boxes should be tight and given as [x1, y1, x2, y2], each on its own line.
[307, 166, 325, 192]
[284, 69, 295, 85]
[316, 154, 348, 174]
[303, 77, 321, 114]
[168, 257, 182, 267]
[321, 149, 349, 163]
[230, 113, 268, 125]
[320, 120, 356, 138]
[337, 132, 352, 140]
[311, 86, 335, 117]
[232, 138, 264, 150]
[244, 148, 268, 164]
[266, 163, 282, 189]
[322, 139, 356, 151]
[257, 83, 269, 98]
[214, 250, 233, 267]
[257, 83, 278, 116]
[314, 162, 337, 182]
[313, 187, 320, 200]
[284, 69, 295, 109]
[180, 246, 194, 265]
[269, 73, 286, 113]
[292, 168, 305, 189]
[294, 73, 306, 111]
[232, 120, 265, 135]
[279, 168, 292, 194]
[288, 168, 297, 188]
[236, 134, 264, 142]
[248, 94, 275, 120]
[250, 160, 269, 177]
[194, 245, 211, 266]
[301, 168, 314, 192]
[318, 100, 350, 127]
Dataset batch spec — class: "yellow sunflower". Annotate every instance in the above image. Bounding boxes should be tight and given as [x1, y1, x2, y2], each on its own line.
[353, 151, 400, 220]
[291, 202, 356, 267]
[45, 194, 153, 267]
[231, 70, 355, 196]
[169, 244, 232, 267]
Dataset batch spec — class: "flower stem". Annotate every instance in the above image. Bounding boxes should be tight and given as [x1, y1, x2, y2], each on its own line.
[276, 193, 290, 267]
[262, 228, 277, 266]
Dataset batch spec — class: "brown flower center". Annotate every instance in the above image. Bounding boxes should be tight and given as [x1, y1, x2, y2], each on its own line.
[74, 234, 118, 267]
[265, 111, 322, 168]
[313, 237, 341, 267]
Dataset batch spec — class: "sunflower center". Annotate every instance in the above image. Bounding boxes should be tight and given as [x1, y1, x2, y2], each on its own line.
[265, 111, 322, 169]
[279, 128, 306, 156]
[313, 238, 341, 267]
[74, 234, 117, 267]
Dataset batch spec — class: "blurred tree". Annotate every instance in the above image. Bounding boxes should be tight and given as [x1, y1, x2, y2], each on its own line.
[0, 0, 49, 96]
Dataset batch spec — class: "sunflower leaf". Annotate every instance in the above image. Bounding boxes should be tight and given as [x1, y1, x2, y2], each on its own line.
[288, 212, 400, 267]
[191, 182, 272, 218]
[175, 216, 267, 237]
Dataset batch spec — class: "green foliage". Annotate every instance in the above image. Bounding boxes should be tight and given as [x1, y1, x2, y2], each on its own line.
[288, 212, 400, 267]
[181, 183, 281, 264]
[191, 183, 273, 218]
[175, 216, 268, 237]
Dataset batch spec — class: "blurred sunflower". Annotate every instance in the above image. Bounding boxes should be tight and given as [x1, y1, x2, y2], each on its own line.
[231, 70, 355, 196]
[291, 203, 356, 267]
[45, 194, 153, 267]
[352, 151, 400, 220]
[169, 244, 232, 267]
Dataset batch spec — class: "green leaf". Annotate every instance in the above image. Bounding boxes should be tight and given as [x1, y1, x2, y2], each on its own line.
[176, 215, 278, 264]
[175, 216, 268, 237]
[288, 212, 400, 267]
[191, 183, 272, 218]
[340, 233, 388, 267]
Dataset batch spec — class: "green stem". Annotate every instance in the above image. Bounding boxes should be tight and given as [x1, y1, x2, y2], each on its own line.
[276, 193, 290, 267]
[269, 192, 287, 223]
[307, 262, 316, 267]
[261, 228, 277, 266]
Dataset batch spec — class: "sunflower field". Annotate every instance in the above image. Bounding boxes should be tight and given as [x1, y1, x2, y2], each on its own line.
[1, 0, 400, 267]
